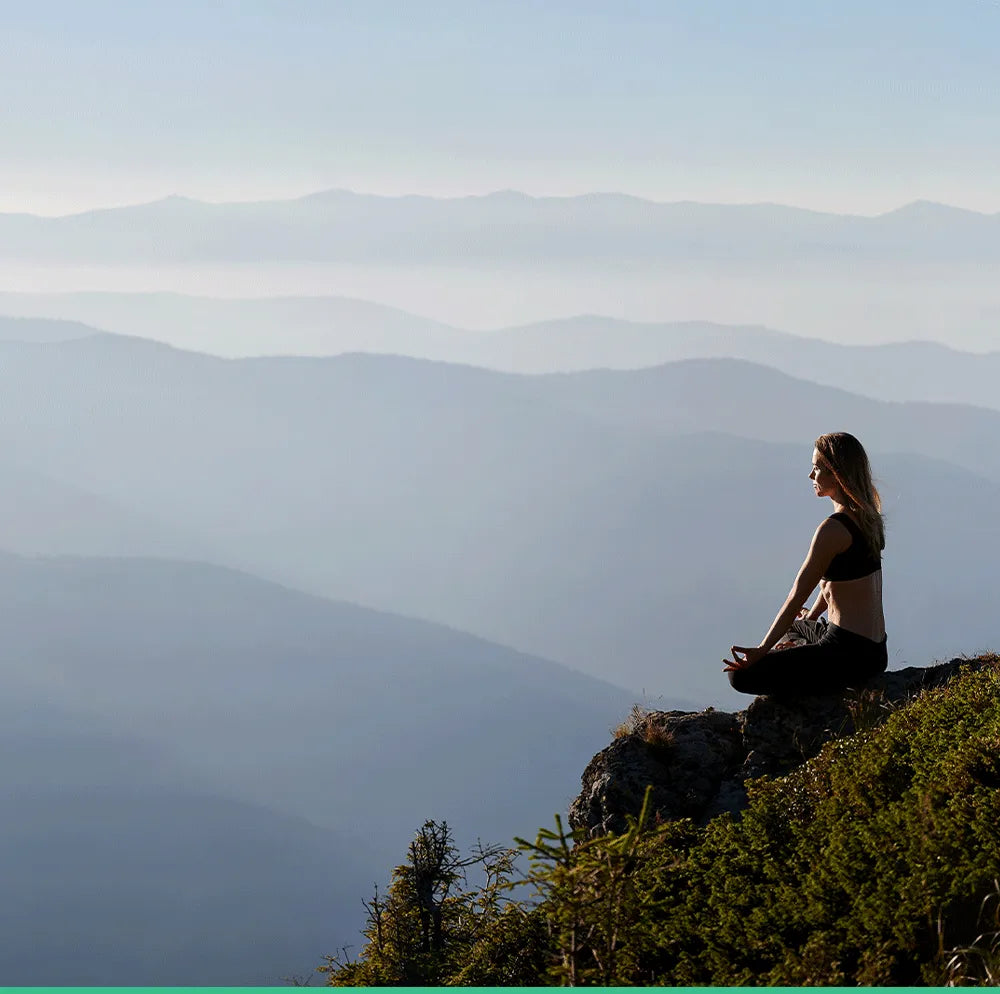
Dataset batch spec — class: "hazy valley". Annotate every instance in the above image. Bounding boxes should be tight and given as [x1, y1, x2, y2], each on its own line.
[1, 191, 998, 984]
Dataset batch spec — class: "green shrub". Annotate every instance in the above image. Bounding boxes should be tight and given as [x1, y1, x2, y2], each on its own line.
[321, 658, 1000, 986]
[600, 658, 1000, 985]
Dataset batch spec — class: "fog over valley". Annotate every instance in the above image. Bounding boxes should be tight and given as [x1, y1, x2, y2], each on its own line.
[2, 191, 999, 982]
[2, 196, 1000, 350]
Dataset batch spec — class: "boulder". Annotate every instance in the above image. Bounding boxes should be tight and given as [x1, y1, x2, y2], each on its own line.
[569, 658, 981, 837]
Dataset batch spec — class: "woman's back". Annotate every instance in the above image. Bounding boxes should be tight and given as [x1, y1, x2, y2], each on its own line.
[821, 511, 885, 642]
[822, 571, 884, 642]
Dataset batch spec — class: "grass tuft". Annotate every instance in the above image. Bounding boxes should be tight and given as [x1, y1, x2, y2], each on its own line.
[612, 705, 675, 751]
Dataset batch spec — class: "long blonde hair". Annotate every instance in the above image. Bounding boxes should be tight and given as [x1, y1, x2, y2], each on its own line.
[815, 432, 885, 555]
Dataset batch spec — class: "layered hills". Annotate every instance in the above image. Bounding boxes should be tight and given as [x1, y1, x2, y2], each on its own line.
[3, 296, 999, 411]
[4, 189, 996, 346]
[1, 301, 996, 983]
[0, 551, 634, 984]
[0, 333, 997, 699]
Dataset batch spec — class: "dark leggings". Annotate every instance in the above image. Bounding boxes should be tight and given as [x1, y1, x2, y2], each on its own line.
[728, 623, 888, 697]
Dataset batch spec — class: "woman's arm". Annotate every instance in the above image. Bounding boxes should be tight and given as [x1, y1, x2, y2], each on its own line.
[727, 520, 849, 669]
[805, 588, 827, 621]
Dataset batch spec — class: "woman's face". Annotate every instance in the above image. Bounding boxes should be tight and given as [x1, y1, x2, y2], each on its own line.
[809, 448, 841, 500]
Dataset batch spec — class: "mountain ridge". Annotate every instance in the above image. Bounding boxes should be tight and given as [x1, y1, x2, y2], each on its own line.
[2, 191, 997, 266]
[3, 298, 998, 406]
[9, 191, 999, 222]
[3, 335, 1000, 697]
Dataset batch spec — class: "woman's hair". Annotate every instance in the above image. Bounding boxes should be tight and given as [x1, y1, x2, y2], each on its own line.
[814, 432, 885, 554]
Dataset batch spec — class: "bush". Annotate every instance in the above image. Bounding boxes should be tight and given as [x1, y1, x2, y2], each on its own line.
[496, 658, 1000, 985]
[321, 658, 1000, 986]
[585, 659, 1000, 984]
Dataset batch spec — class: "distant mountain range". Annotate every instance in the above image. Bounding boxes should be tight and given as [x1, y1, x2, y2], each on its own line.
[1, 191, 998, 263]
[525, 358, 1000, 479]
[0, 314, 105, 342]
[0, 551, 636, 984]
[476, 317, 1000, 411]
[0, 297, 464, 358]
[4, 190, 996, 984]
[3, 320, 998, 981]
[1, 335, 998, 698]
[2, 297, 999, 411]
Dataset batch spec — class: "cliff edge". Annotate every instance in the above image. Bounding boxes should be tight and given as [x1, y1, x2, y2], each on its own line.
[570, 657, 989, 837]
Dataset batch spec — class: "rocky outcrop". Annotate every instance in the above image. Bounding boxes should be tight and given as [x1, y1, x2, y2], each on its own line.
[569, 659, 985, 837]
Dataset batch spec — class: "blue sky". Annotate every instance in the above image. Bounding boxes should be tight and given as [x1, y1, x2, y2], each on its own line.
[2, 0, 998, 214]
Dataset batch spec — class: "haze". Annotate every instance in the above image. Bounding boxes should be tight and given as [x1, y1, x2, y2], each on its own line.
[1, 0, 998, 985]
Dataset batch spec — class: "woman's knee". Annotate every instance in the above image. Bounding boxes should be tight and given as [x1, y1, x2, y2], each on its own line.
[728, 667, 756, 694]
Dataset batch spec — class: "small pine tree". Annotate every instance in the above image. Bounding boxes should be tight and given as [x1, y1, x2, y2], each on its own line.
[320, 820, 541, 986]
[515, 787, 674, 985]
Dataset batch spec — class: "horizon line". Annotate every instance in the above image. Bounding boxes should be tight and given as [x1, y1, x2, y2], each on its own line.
[4, 188, 998, 223]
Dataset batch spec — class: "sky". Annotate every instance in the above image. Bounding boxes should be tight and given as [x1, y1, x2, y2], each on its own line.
[1, 0, 998, 216]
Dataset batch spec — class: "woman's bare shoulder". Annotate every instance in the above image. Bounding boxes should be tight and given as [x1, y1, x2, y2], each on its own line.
[812, 515, 853, 551]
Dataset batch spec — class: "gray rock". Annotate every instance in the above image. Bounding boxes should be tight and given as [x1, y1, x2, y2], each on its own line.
[569, 658, 981, 837]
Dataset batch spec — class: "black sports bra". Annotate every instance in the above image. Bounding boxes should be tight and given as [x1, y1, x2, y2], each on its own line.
[822, 512, 881, 581]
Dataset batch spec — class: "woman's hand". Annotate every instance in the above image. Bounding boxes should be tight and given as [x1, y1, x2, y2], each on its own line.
[724, 645, 769, 671]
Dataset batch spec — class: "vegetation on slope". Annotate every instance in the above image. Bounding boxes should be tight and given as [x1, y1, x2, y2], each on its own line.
[320, 657, 1000, 986]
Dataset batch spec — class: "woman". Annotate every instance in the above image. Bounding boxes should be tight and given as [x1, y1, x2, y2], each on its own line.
[725, 432, 887, 696]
